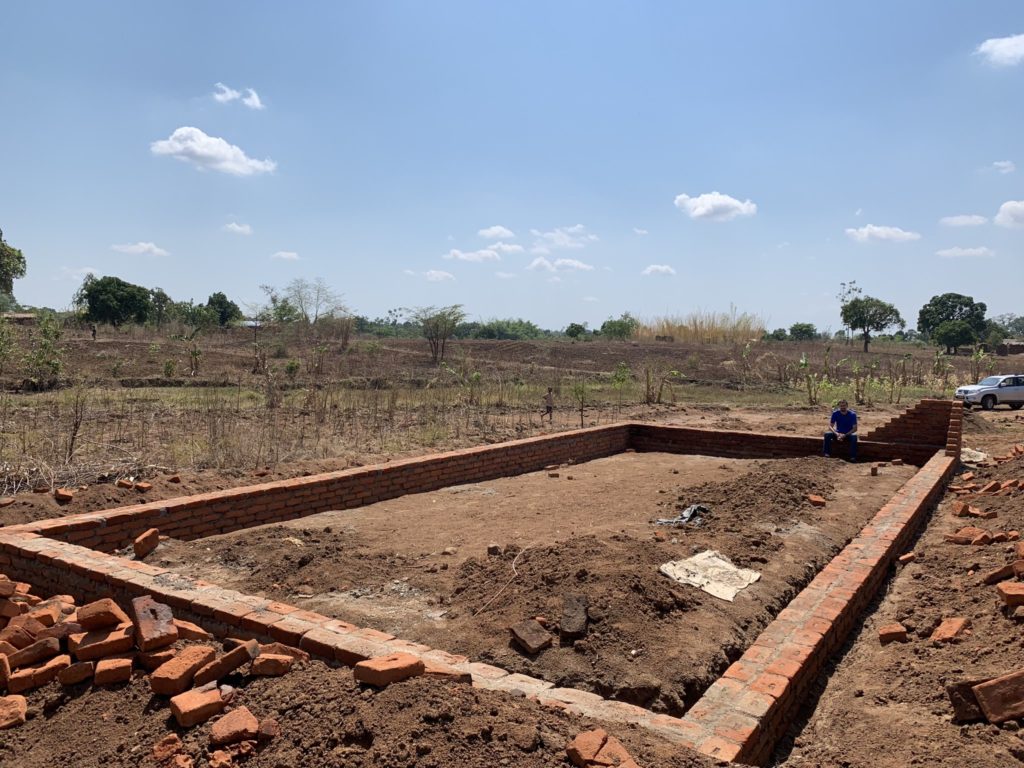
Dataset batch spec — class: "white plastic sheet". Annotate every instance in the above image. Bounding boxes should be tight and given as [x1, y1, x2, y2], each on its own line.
[659, 550, 761, 602]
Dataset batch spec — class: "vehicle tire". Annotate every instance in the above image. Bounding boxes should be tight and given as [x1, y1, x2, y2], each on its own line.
[1011, 403, 1023, 410]
[981, 395, 996, 411]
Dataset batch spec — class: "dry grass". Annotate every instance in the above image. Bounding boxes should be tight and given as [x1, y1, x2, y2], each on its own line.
[633, 308, 766, 345]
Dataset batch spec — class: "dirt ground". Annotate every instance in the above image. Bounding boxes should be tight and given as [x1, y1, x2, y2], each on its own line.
[151, 451, 914, 716]
[776, 409, 1024, 768]
[0, 656, 715, 768]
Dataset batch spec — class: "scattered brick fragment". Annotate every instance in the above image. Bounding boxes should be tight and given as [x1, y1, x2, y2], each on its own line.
[257, 718, 280, 743]
[931, 618, 970, 643]
[57, 661, 95, 685]
[806, 494, 826, 507]
[945, 526, 986, 545]
[0, 695, 27, 729]
[193, 639, 260, 687]
[208, 750, 233, 768]
[7, 637, 60, 669]
[133, 528, 160, 559]
[115, 478, 134, 489]
[170, 686, 225, 727]
[996, 582, 1024, 607]
[878, 623, 908, 645]
[151, 645, 217, 695]
[131, 595, 178, 651]
[134, 481, 153, 493]
[258, 642, 309, 661]
[567, 728, 642, 768]
[210, 706, 259, 746]
[152, 733, 184, 762]
[0, 498, 14, 508]
[354, 653, 425, 687]
[168, 474, 182, 483]
[77, 598, 130, 631]
[173, 618, 213, 641]
[71, 625, 134, 661]
[898, 552, 916, 564]
[962, 472, 975, 482]
[971, 531, 993, 546]
[94, 656, 133, 685]
[973, 670, 1024, 723]
[979, 481, 1001, 494]
[947, 678, 991, 723]
[509, 619, 553, 654]
[53, 488, 74, 504]
[891, 458, 904, 466]
[250, 653, 293, 677]
[983, 564, 1015, 585]
[138, 649, 177, 672]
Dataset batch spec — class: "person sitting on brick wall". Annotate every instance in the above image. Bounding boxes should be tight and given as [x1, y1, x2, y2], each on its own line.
[823, 399, 858, 461]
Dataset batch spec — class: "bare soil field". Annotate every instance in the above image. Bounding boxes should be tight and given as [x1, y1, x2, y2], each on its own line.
[0, 657, 714, 768]
[149, 451, 914, 716]
[776, 410, 1024, 768]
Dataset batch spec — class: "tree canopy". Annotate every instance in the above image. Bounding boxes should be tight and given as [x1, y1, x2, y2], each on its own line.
[206, 292, 244, 327]
[840, 296, 904, 352]
[600, 313, 638, 340]
[917, 293, 987, 342]
[411, 305, 465, 363]
[0, 228, 27, 301]
[933, 320, 976, 354]
[76, 275, 153, 326]
[788, 322, 818, 341]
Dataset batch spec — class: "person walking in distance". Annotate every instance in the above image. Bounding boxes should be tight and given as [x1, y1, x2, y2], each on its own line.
[823, 399, 858, 461]
[542, 387, 554, 424]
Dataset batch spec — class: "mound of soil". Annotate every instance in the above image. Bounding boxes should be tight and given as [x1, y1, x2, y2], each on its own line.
[0, 662, 711, 768]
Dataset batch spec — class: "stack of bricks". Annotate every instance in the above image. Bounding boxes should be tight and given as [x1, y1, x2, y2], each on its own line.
[671, 450, 959, 764]
[945, 400, 964, 458]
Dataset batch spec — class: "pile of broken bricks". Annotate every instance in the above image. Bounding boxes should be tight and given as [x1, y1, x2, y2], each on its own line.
[567, 728, 643, 768]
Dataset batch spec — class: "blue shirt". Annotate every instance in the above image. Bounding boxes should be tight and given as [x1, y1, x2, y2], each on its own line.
[830, 408, 857, 434]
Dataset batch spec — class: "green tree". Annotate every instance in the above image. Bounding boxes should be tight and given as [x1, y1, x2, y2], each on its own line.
[0, 315, 13, 375]
[0, 228, 27, 301]
[917, 293, 987, 340]
[840, 296, 904, 352]
[600, 313, 638, 340]
[933, 320, 976, 355]
[767, 328, 788, 341]
[993, 313, 1024, 338]
[565, 322, 588, 339]
[788, 322, 817, 341]
[150, 288, 173, 329]
[75, 275, 153, 326]
[23, 312, 64, 386]
[206, 292, 243, 327]
[412, 305, 466, 364]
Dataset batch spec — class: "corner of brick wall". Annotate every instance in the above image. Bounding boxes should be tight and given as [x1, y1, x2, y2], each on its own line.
[863, 399, 954, 447]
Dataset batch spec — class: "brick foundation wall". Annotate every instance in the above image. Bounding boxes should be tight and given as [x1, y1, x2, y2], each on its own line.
[864, 398, 953, 445]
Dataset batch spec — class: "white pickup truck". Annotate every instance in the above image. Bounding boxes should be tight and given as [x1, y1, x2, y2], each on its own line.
[955, 374, 1024, 410]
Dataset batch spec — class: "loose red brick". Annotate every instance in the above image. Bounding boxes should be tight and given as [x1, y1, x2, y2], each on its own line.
[71, 625, 135, 661]
[133, 528, 160, 559]
[94, 657, 133, 685]
[192, 639, 260, 687]
[980, 481, 1001, 494]
[0, 498, 14, 509]
[8, 654, 71, 692]
[983, 565, 1015, 585]
[997, 582, 1024, 607]
[806, 494, 826, 507]
[0, 695, 27, 729]
[138, 649, 176, 672]
[151, 645, 217, 696]
[879, 623, 908, 645]
[169, 686, 224, 727]
[353, 653, 425, 687]
[258, 642, 309, 662]
[131, 595, 178, 651]
[898, 552, 917, 564]
[962, 472, 975, 482]
[974, 670, 1024, 723]
[77, 599, 130, 631]
[134, 482, 153, 493]
[173, 618, 213, 641]
[115, 478, 134, 489]
[931, 618, 970, 643]
[57, 661, 95, 686]
[7, 637, 60, 669]
[0, 626, 33, 650]
[567, 728, 607, 766]
[209, 705, 259, 746]
[971, 532, 993, 546]
[250, 653, 293, 677]
[53, 488, 74, 504]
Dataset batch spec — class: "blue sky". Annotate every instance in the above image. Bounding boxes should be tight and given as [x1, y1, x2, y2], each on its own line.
[2, 2, 1021, 332]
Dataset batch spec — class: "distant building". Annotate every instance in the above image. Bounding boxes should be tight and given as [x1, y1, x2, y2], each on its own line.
[996, 339, 1024, 356]
[1, 312, 37, 326]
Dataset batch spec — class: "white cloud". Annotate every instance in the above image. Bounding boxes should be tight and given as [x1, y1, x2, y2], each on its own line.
[939, 214, 988, 227]
[223, 221, 252, 235]
[242, 88, 265, 110]
[112, 241, 169, 257]
[855, 208, 863, 217]
[213, 82, 241, 103]
[443, 248, 500, 262]
[425, 270, 454, 282]
[674, 191, 757, 221]
[633, 227, 648, 236]
[529, 224, 598, 254]
[976, 33, 1024, 67]
[936, 246, 995, 258]
[993, 160, 1016, 174]
[478, 225, 515, 239]
[402, 269, 416, 276]
[844, 224, 921, 242]
[151, 127, 276, 176]
[642, 264, 676, 276]
[271, 251, 299, 260]
[554, 258, 594, 271]
[488, 241, 524, 254]
[995, 200, 1024, 228]
[527, 256, 555, 272]
[496, 271, 516, 279]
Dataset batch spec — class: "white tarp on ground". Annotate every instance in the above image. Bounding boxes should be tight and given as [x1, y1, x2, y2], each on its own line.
[659, 550, 761, 602]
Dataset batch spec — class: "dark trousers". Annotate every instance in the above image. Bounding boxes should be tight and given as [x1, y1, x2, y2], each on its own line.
[823, 432, 857, 459]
